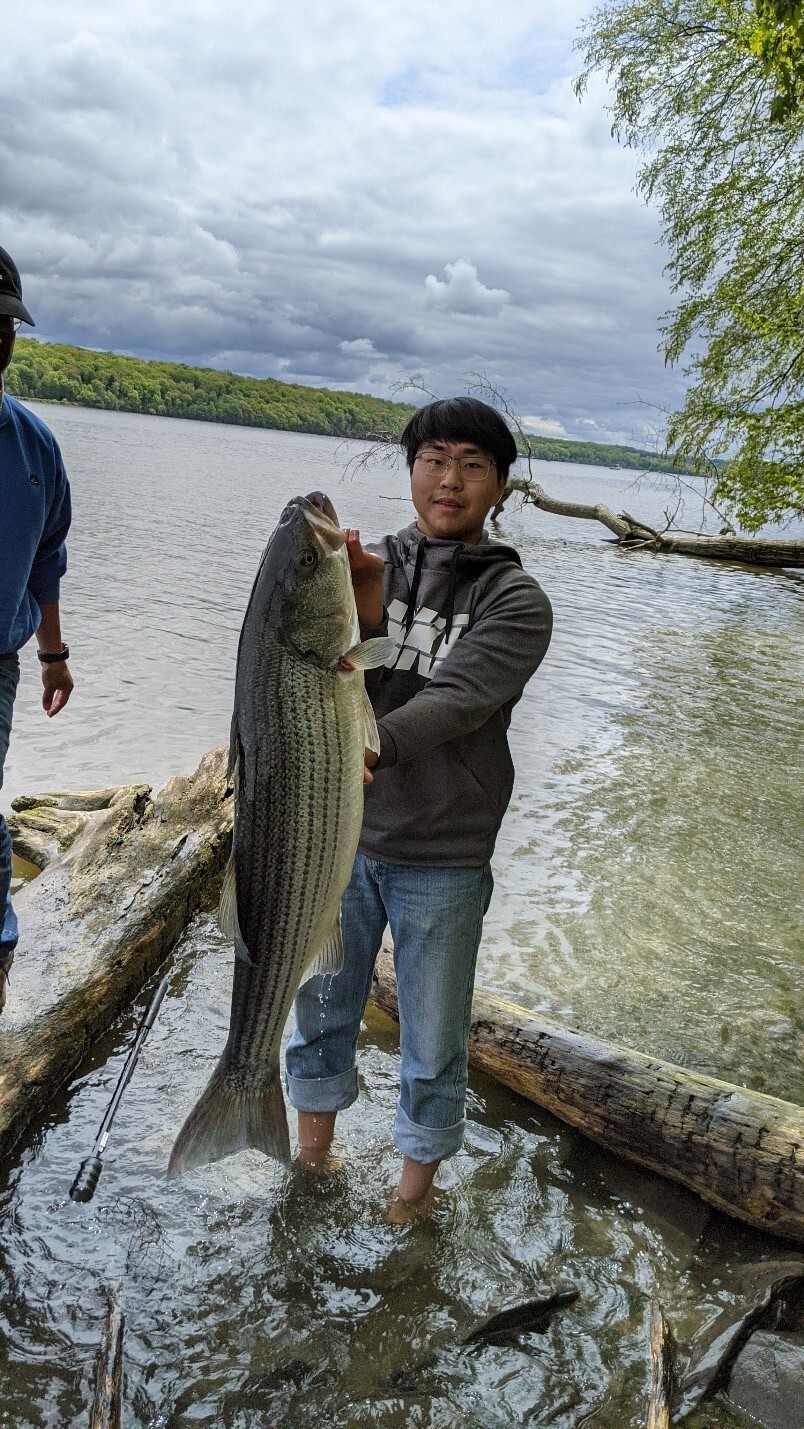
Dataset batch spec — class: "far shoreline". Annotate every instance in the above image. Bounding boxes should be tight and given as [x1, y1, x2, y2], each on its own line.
[8, 336, 697, 477]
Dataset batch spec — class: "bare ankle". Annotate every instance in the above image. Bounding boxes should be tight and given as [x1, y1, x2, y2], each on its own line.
[296, 1110, 337, 1162]
[395, 1155, 440, 1204]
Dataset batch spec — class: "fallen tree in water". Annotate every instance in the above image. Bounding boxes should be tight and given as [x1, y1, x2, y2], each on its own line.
[371, 948, 804, 1245]
[493, 476, 804, 568]
[0, 748, 232, 1158]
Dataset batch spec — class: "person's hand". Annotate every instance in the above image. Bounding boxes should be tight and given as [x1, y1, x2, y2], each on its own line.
[41, 662, 74, 717]
[344, 529, 384, 628]
[363, 748, 379, 786]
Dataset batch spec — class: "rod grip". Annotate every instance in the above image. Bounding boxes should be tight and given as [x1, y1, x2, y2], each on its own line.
[69, 1155, 103, 1203]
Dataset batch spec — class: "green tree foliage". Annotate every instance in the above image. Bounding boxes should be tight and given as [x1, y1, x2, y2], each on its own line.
[577, 0, 804, 529]
[746, 1, 804, 119]
[7, 340, 416, 442]
[7, 337, 696, 475]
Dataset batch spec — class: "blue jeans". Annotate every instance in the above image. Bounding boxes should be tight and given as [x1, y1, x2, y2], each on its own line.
[0, 655, 21, 961]
[286, 855, 493, 1163]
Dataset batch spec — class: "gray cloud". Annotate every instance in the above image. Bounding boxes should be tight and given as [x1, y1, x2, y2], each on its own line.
[0, 1, 686, 446]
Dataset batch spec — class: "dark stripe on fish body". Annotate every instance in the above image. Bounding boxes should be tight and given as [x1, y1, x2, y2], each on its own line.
[221, 645, 363, 1080]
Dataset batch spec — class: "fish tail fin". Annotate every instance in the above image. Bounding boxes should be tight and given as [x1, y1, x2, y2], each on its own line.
[167, 1061, 291, 1178]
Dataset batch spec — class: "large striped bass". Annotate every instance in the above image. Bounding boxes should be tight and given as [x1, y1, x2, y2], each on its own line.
[168, 492, 393, 1177]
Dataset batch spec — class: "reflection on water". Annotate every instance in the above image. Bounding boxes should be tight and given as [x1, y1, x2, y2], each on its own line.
[1, 406, 803, 1425]
[487, 550, 804, 1102]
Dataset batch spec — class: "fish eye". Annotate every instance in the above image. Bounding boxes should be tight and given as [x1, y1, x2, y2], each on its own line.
[299, 548, 317, 567]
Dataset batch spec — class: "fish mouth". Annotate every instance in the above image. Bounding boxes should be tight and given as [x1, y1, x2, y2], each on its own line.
[304, 491, 339, 523]
[297, 492, 345, 553]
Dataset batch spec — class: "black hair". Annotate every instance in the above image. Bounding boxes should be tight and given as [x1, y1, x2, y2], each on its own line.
[400, 397, 518, 483]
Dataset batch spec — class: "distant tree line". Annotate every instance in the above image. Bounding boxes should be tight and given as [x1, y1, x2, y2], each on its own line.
[7, 339, 415, 441]
[7, 337, 695, 475]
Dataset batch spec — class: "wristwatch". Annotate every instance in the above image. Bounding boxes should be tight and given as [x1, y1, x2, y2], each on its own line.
[37, 645, 70, 664]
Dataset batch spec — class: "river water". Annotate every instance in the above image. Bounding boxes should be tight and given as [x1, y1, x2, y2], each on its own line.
[2, 404, 803, 1426]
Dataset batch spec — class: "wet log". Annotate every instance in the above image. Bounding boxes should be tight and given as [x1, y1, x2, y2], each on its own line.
[370, 948, 804, 1244]
[89, 1288, 124, 1429]
[0, 747, 232, 1157]
[646, 1302, 673, 1429]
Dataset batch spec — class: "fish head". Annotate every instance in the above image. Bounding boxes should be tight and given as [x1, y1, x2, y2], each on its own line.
[265, 491, 358, 665]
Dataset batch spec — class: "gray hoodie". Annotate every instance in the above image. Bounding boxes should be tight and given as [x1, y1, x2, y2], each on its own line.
[360, 523, 552, 867]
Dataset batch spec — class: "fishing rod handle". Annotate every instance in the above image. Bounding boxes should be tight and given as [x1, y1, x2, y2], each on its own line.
[140, 975, 170, 1033]
[69, 1155, 103, 1203]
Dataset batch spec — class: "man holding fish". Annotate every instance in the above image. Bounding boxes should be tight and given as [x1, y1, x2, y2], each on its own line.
[169, 397, 552, 1216]
[286, 397, 553, 1215]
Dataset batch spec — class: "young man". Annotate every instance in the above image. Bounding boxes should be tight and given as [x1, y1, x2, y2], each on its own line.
[286, 397, 552, 1212]
[0, 245, 73, 1012]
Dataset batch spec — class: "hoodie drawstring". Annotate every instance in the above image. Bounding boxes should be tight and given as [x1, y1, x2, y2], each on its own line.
[404, 536, 464, 643]
[443, 542, 464, 643]
[404, 537, 427, 635]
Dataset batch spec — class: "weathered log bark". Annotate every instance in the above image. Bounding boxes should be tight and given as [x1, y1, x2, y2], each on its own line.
[0, 747, 232, 1157]
[89, 1289, 124, 1429]
[646, 1302, 673, 1429]
[371, 948, 804, 1244]
[494, 477, 804, 567]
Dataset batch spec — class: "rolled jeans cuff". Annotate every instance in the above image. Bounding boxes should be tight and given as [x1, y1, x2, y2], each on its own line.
[393, 1103, 465, 1164]
[285, 1065, 359, 1113]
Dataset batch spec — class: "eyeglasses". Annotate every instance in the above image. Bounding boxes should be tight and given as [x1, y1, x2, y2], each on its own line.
[0, 318, 22, 333]
[414, 451, 496, 482]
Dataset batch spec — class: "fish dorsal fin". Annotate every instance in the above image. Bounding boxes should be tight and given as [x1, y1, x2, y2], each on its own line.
[343, 636, 397, 671]
[299, 916, 345, 985]
[362, 686, 380, 755]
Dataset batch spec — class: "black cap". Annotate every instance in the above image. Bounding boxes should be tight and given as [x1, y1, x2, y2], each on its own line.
[0, 246, 35, 326]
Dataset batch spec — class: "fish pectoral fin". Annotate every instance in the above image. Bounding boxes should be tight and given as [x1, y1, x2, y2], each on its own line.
[219, 857, 256, 966]
[234, 935, 255, 967]
[218, 856, 239, 938]
[343, 636, 397, 671]
[300, 917, 345, 984]
[362, 687, 380, 755]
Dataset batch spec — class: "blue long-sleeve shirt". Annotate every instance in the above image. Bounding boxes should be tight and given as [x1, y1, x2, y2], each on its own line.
[0, 392, 71, 653]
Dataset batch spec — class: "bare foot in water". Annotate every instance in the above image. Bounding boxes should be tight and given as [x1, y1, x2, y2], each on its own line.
[294, 1147, 346, 1177]
[387, 1185, 436, 1224]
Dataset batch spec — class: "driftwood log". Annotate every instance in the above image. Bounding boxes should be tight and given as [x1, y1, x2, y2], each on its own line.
[89, 1288, 125, 1429]
[494, 477, 804, 568]
[646, 1302, 673, 1429]
[0, 746, 232, 1157]
[371, 948, 804, 1244]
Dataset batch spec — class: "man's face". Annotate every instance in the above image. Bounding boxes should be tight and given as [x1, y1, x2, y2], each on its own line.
[0, 317, 16, 378]
[410, 440, 507, 545]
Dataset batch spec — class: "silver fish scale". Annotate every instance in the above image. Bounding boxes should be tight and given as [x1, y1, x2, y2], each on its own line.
[223, 632, 365, 1083]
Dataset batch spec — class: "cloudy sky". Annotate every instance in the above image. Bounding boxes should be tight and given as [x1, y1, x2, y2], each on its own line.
[2, 1, 687, 446]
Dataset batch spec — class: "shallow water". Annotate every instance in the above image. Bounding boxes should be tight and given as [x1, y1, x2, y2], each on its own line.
[2, 405, 803, 1425]
[1, 922, 797, 1427]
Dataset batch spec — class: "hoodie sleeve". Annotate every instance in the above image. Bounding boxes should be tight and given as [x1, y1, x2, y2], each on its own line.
[27, 444, 72, 607]
[374, 570, 552, 769]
